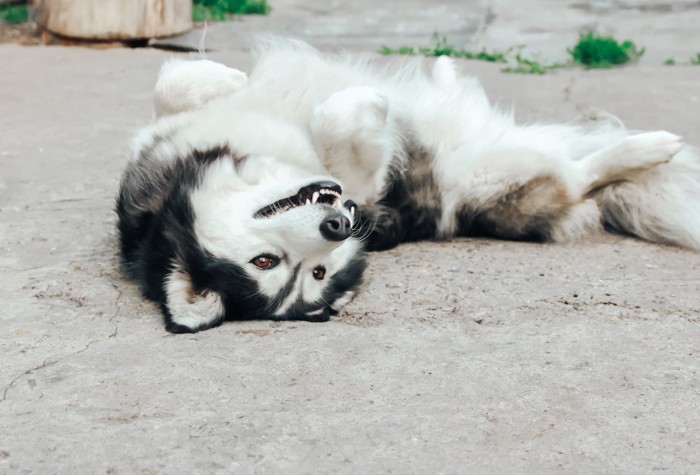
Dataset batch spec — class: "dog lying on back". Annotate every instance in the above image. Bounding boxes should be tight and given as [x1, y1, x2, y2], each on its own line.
[117, 38, 700, 333]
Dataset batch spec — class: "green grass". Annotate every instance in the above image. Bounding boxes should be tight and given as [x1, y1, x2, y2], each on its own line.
[665, 54, 700, 65]
[501, 53, 568, 75]
[192, 0, 269, 21]
[502, 56, 553, 75]
[381, 34, 565, 74]
[381, 31, 651, 74]
[380, 34, 508, 63]
[569, 31, 644, 68]
[0, 4, 28, 24]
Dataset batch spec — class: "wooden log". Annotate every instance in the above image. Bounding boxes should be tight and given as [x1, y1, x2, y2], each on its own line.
[32, 0, 192, 40]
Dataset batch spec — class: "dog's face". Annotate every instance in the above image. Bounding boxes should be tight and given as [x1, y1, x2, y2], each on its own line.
[154, 156, 366, 333]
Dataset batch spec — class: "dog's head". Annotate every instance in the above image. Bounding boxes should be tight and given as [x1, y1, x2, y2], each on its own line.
[119, 150, 366, 333]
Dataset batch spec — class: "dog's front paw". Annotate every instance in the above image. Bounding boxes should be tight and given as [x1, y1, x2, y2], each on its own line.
[311, 86, 389, 140]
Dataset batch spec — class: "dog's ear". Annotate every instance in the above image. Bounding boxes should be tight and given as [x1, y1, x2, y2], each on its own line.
[162, 263, 225, 333]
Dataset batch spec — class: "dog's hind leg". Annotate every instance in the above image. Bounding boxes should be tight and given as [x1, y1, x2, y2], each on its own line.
[310, 87, 398, 204]
[572, 131, 683, 196]
[446, 130, 693, 247]
[440, 146, 600, 242]
[566, 130, 700, 248]
[153, 59, 248, 118]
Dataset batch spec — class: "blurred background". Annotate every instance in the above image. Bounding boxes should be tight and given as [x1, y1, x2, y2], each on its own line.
[1, 0, 699, 66]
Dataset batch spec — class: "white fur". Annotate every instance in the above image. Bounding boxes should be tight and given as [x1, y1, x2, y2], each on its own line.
[310, 86, 398, 204]
[154, 59, 248, 117]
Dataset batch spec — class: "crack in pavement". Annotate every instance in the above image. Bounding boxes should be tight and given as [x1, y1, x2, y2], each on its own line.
[1, 286, 122, 404]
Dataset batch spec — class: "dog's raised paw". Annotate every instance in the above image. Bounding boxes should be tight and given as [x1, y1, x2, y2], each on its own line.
[154, 59, 248, 117]
[623, 131, 684, 168]
[312, 86, 389, 139]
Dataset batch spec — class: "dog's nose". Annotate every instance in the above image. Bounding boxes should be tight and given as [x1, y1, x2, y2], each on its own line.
[320, 214, 352, 241]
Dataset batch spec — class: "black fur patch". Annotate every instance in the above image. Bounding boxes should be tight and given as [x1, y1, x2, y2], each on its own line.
[116, 144, 239, 268]
[117, 145, 264, 332]
[322, 251, 366, 311]
[358, 134, 443, 251]
[192, 145, 247, 169]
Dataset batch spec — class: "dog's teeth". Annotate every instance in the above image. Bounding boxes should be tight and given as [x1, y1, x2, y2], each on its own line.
[305, 199, 310, 205]
[350, 207, 355, 217]
[320, 189, 327, 195]
[312, 192, 319, 204]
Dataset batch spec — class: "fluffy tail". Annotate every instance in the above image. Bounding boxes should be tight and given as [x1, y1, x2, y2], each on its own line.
[593, 145, 700, 250]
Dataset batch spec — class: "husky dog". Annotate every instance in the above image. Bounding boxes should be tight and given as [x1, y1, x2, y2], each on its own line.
[117, 39, 700, 333]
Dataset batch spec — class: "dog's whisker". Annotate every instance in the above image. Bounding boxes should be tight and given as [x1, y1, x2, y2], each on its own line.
[356, 214, 378, 244]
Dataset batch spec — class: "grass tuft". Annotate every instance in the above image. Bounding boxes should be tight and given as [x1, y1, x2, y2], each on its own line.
[664, 58, 676, 65]
[380, 31, 651, 75]
[0, 4, 28, 24]
[569, 31, 644, 68]
[381, 34, 565, 75]
[192, 0, 270, 22]
[501, 55, 565, 75]
[691, 53, 700, 65]
[380, 33, 508, 63]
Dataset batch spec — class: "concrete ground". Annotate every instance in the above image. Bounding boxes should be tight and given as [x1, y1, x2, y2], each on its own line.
[1, 1, 699, 473]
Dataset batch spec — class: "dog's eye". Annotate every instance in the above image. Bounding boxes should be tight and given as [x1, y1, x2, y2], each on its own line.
[312, 265, 326, 281]
[251, 255, 279, 270]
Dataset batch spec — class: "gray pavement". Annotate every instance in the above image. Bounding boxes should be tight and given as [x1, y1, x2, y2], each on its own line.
[156, 0, 700, 65]
[1, 1, 700, 473]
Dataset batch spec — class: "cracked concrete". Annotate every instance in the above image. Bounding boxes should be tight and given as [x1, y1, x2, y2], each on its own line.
[1, 1, 699, 473]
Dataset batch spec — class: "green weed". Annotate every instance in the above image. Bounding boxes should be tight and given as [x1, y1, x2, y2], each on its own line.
[664, 58, 676, 65]
[380, 31, 650, 75]
[380, 33, 508, 63]
[0, 4, 28, 24]
[381, 34, 564, 74]
[192, 0, 269, 21]
[691, 53, 700, 65]
[501, 55, 564, 75]
[569, 31, 644, 68]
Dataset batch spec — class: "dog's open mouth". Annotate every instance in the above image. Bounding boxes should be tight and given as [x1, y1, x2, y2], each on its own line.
[254, 181, 343, 218]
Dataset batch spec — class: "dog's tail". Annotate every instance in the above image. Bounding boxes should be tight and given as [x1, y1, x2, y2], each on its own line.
[593, 145, 700, 250]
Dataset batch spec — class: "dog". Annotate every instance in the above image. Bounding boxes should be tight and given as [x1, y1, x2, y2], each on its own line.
[116, 38, 700, 333]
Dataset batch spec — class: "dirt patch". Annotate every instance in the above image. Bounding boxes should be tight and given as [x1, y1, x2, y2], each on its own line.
[0, 22, 40, 45]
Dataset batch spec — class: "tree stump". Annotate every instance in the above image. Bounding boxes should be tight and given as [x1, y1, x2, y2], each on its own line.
[32, 0, 192, 40]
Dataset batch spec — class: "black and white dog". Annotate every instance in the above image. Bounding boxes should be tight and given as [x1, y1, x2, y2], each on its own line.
[117, 39, 700, 333]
